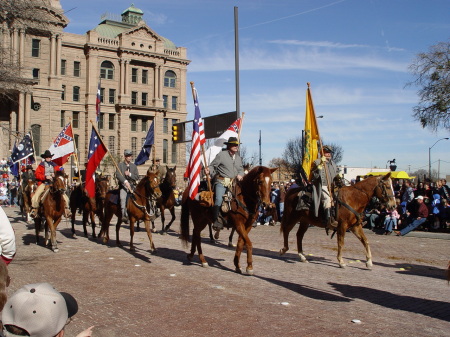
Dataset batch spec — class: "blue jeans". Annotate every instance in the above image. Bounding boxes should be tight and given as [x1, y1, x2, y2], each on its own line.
[214, 181, 226, 207]
[384, 217, 397, 232]
[399, 218, 427, 236]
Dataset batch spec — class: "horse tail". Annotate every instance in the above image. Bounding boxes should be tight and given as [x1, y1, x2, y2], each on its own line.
[180, 198, 190, 245]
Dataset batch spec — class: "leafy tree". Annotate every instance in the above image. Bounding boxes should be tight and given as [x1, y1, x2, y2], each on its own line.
[407, 41, 450, 132]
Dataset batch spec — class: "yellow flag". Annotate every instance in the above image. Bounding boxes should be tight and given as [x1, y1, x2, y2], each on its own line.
[302, 85, 320, 180]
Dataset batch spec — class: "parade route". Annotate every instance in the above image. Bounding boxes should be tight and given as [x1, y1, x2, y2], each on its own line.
[3, 206, 449, 337]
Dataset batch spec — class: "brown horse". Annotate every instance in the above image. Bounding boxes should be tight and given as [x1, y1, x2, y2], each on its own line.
[34, 171, 68, 252]
[279, 173, 396, 269]
[151, 166, 177, 234]
[99, 170, 162, 252]
[180, 166, 276, 274]
[69, 176, 109, 238]
[21, 180, 37, 223]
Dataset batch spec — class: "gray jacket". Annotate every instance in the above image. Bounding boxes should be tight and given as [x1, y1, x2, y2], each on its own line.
[209, 149, 244, 179]
[116, 161, 140, 188]
[312, 157, 338, 187]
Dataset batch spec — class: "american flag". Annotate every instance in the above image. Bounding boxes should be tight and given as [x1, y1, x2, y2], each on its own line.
[11, 134, 34, 163]
[85, 126, 107, 198]
[188, 87, 206, 199]
[96, 81, 101, 122]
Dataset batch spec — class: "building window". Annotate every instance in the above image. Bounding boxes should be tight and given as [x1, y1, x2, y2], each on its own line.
[61, 85, 66, 100]
[99, 113, 104, 130]
[73, 86, 80, 102]
[109, 89, 116, 104]
[31, 39, 40, 57]
[131, 91, 138, 105]
[142, 69, 148, 84]
[164, 70, 176, 88]
[108, 114, 115, 130]
[131, 68, 138, 83]
[131, 137, 137, 157]
[60, 111, 65, 127]
[142, 119, 147, 132]
[32, 68, 40, 80]
[72, 112, 79, 128]
[131, 117, 137, 132]
[31, 124, 41, 155]
[74, 61, 80, 77]
[100, 88, 105, 103]
[171, 142, 177, 164]
[100, 61, 114, 80]
[163, 139, 168, 163]
[74, 134, 79, 150]
[61, 60, 66, 75]
[163, 118, 168, 133]
[163, 95, 168, 108]
[108, 136, 115, 155]
[142, 92, 148, 106]
[171, 96, 178, 110]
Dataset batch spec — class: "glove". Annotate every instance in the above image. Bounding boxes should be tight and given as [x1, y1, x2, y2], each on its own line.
[321, 156, 327, 163]
[317, 164, 323, 170]
[336, 173, 343, 178]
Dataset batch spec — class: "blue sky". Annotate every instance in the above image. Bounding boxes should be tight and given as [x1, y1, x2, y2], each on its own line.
[60, 0, 450, 176]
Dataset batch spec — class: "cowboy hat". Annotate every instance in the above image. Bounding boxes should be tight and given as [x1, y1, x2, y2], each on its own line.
[322, 145, 333, 153]
[224, 137, 241, 146]
[40, 150, 54, 158]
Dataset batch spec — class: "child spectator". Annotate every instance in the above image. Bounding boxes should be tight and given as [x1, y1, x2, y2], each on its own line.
[384, 205, 400, 235]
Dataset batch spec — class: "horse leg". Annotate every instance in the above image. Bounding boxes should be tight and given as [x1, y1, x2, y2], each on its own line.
[350, 224, 373, 269]
[129, 218, 136, 251]
[208, 223, 217, 244]
[336, 224, 347, 268]
[34, 218, 40, 245]
[228, 228, 236, 247]
[144, 220, 157, 254]
[233, 233, 245, 274]
[90, 210, 97, 238]
[160, 207, 166, 233]
[279, 215, 297, 256]
[50, 218, 62, 252]
[193, 226, 208, 267]
[233, 224, 253, 275]
[163, 207, 176, 232]
[296, 223, 309, 262]
[116, 217, 123, 248]
[82, 210, 89, 238]
[100, 209, 113, 244]
[70, 207, 77, 238]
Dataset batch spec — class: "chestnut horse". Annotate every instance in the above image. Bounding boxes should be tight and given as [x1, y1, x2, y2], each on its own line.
[21, 180, 37, 223]
[180, 166, 276, 275]
[69, 176, 109, 238]
[99, 170, 162, 252]
[151, 166, 177, 234]
[34, 171, 68, 252]
[279, 173, 396, 269]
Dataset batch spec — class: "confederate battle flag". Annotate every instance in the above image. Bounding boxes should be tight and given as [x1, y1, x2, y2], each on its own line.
[49, 122, 75, 166]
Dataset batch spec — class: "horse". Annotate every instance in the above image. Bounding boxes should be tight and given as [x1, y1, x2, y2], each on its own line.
[151, 166, 177, 234]
[99, 169, 162, 252]
[34, 171, 69, 252]
[69, 176, 109, 238]
[180, 166, 277, 275]
[279, 173, 396, 269]
[21, 180, 37, 223]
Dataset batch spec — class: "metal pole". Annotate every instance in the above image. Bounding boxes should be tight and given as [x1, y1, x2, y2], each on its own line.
[428, 146, 431, 180]
[259, 130, 262, 166]
[234, 6, 240, 118]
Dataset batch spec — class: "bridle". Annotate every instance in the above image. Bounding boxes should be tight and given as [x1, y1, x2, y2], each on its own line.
[130, 176, 161, 218]
[375, 177, 395, 208]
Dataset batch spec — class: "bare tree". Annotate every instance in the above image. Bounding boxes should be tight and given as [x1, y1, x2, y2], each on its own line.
[407, 41, 450, 132]
[239, 145, 258, 167]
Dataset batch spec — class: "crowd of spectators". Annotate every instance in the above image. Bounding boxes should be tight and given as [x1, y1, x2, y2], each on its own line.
[363, 178, 450, 235]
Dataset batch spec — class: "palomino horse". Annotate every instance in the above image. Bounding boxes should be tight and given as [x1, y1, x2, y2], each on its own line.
[99, 170, 162, 252]
[180, 166, 276, 275]
[151, 166, 177, 234]
[69, 176, 109, 238]
[34, 171, 68, 252]
[279, 173, 396, 269]
[21, 180, 37, 223]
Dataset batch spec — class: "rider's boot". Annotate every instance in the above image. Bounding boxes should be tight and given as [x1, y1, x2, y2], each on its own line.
[212, 205, 223, 231]
[121, 208, 129, 224]
[30, 207, 38, 219]
[325, 208, 338, 229]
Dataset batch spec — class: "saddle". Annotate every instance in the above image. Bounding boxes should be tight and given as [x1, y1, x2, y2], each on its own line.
[108, 189, 120, 205]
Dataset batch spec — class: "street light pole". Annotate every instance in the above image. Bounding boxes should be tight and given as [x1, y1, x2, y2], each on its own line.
[428, 137, 449, 180]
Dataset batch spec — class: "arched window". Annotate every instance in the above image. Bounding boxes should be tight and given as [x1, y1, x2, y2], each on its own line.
[100, 61, 114, 80]
[31, 124, 41, 155]
[164, 70, 176, 88]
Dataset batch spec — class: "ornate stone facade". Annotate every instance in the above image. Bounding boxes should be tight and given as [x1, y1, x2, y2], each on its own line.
[0, 1, 189, 182]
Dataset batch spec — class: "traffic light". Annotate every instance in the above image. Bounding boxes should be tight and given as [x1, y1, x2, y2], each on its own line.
[172, 122, 185, 143]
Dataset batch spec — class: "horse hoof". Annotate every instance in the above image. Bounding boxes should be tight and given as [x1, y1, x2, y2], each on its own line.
[187, 254, 193, 262]
[246, 268, 254, 276]
[366, 260, 373, 270]
[339, 263, 347, 269]
[201, 262, 209, 268]
[72, 233, 77, 238]
[130, 246, 135, 251]
[92, 234, 97, 239]
[298, 254, 308, 263]
[151, 249, 158, 255]
[160, 230, 167, 235]
[228, 242, 236, 248]
[279, 248, 287, 256]
[53, 248, 59, 253]
[102, 238, 108, 244]
[235, 267, 242, 274]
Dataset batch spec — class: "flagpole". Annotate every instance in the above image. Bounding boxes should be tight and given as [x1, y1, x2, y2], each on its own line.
[237, 111, 245, 156]
[306, 83, 333, 204]
[28, 129, 38, 170]
[189, 81, 212, 194]
[152, 116, 156, 168]
[69, 119, 80, 179]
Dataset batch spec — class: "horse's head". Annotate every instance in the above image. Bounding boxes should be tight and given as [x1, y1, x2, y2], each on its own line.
[95, 176, 109, 200]
[145, 170, 162, 199]
[52, 171, 67, 193]
[164, 166, 177, 189]
[374, 173, 396, 210]
[244, 166, 277, 208]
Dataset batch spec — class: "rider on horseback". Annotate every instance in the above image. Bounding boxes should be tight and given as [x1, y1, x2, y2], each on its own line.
[29, 150, 71, 218]
[312, 145, 339, 229]
[204, 137, 244, 231]
[116, 149, 140, 224]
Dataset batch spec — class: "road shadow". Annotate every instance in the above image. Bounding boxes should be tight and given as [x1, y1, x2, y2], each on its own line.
[373, 261, 447, 281]
[329, 282, 450, 322]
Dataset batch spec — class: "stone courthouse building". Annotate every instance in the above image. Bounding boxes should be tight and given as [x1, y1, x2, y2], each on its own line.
[0, 0, 189, 179]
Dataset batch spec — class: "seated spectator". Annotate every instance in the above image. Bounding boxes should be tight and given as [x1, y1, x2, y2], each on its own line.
[1, 282, 94, 337]
[0, 207, 16, 265]
[0, 184, 8, 206]
[364, 196, 382, 230]
[395, 195, 429, 236]
[384, 202, 400, 235]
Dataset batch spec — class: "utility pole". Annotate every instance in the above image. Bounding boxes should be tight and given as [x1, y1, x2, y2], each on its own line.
[259, 130, 262, 166]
